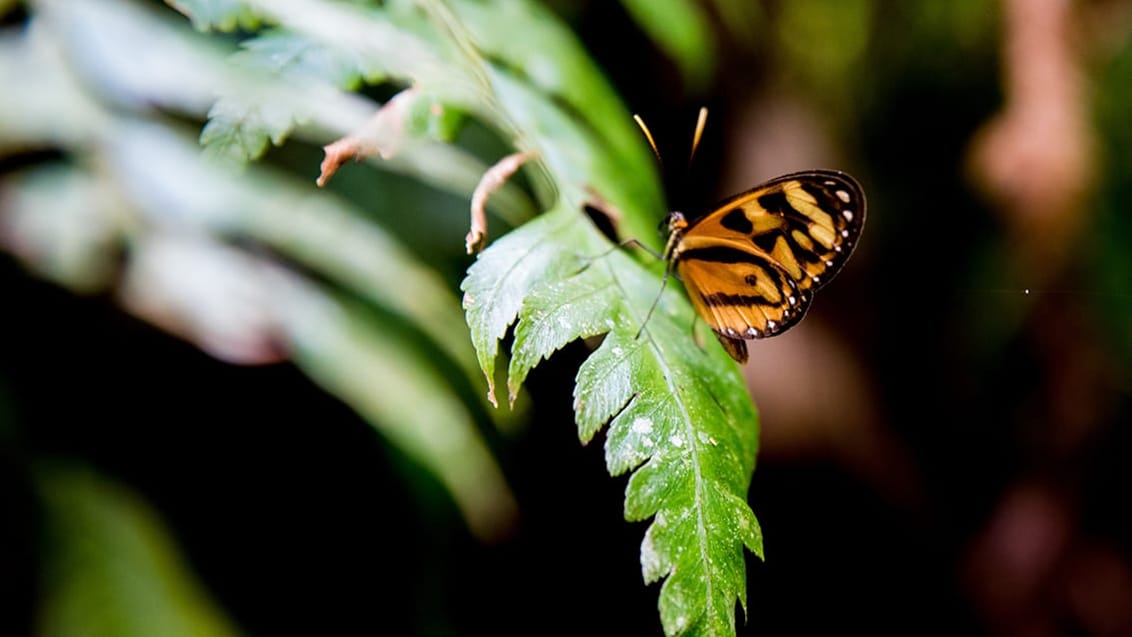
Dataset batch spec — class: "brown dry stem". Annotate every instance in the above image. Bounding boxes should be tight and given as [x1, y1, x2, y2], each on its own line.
[317, 88, 419, 187]
[467, 151, 536, 254]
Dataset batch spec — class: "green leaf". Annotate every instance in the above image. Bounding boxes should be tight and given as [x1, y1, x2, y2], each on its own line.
[104, 121, 490, 409]
[405, 92, 466, 142]
[444, 3, 764, 633]
[244, 0, 468, 94]
[448, 0, 653, 168]
[708, 0, 765, 44]
[233, 29, 368, 89]
[464, 203, 763, 636]
[450, 0, 664, 240]
[508, 260, 617, 396]
[618, 0, 717, 87]
[198, 0, 484, 171]
[11, 0, 768, 632]
[488, 67, 663, 245]
[281, 284, 518, 541]
[36, 466, 244, 637]
[199, 96, 279, 164]
[18, 0, 520, 549]
[0, 166, 121, 293]
[462, 204, 589, 406]
[166, 0, 259, 32]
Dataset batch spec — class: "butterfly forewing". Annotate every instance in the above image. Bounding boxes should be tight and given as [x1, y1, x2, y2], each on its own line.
[669, 170, 865, 362]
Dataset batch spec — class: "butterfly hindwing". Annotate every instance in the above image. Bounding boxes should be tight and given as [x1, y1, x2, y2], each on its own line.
[677, 248, 805, 335]
[669, 170, 865, 362]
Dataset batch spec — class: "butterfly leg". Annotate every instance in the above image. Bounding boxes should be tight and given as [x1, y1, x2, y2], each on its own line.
[585, 237, 663, 262]
[689, 313, 706, 352]
[636, 262, 673, 339]
[574, 237, 664, 276]
[571, 242, 620, 275]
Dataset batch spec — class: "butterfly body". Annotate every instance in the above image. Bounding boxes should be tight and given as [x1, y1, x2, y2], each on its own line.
[663, 169, 866, 363]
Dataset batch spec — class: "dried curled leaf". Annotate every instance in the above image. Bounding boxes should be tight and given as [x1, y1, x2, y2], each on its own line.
[318, 88, 417, 187]
[467, 151, 536, 254]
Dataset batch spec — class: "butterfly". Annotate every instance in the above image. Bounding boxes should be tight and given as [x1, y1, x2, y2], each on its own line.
[637, 111, 866, 363]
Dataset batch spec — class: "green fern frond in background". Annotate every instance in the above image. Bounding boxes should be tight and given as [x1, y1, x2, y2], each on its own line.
[9, 1, 1131, 636]
[1, 0, 763, 634]
[36, 466, 244, 637]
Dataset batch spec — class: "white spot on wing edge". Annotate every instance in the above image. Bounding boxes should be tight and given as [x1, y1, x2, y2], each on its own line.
[836, 189, 851, 203]
[842, 209, 854, 221]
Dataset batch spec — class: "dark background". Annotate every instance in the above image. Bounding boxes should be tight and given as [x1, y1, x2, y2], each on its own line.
[4, 1, 1132, 635]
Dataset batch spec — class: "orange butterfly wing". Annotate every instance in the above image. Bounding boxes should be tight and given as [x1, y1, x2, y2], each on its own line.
[669, 170, 866, 362]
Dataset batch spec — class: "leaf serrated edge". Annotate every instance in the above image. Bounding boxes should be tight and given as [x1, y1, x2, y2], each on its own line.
[598, 257, 759, 636]
[461, 206, 580, 405]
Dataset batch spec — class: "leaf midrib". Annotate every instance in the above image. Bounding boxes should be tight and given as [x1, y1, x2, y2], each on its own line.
[602, 258, 720, 630]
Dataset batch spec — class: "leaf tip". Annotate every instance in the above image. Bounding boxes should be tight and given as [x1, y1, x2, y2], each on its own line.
[318, 138, 365, 187]
[465, 228, 485, 255]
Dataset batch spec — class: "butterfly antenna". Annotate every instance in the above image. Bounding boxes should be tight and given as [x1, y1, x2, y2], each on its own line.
[633, 114, 663, 165]
[636, 263, 673, 339]
[689, 106, 708, 166]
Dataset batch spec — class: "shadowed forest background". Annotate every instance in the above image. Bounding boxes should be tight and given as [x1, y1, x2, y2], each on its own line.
[3, 0, 1132, 635]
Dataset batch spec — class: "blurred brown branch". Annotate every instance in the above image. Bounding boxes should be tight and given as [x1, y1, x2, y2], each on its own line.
[969, 0, 1096, 274]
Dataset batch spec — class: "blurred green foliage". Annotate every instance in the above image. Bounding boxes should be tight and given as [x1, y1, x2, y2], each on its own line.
[1092, 34, 1132, 374]
[36, 466, 243, 637]
[5, 0, 1132, 636]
